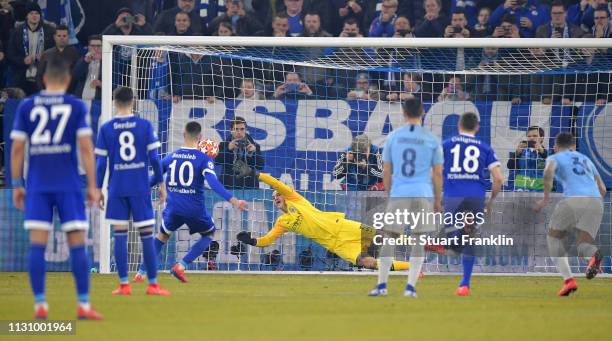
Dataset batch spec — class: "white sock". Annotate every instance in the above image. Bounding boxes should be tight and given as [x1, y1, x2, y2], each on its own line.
[377, 257, 393, 285]
[79, 302, 91, 310]
[553, 257, 572, 280]
[407, 256, 425, 287]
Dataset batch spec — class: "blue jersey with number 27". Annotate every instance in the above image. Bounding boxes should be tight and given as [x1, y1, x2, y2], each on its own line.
[383, 124, 444, 198]
[547, 150, 601, 198]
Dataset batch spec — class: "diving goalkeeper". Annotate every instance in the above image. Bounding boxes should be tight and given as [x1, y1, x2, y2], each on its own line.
[233, 161, 409, 271]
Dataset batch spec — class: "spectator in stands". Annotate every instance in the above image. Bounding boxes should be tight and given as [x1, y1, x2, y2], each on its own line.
[568, 0, 610, 29]
[444, 9, 472, 38]
[259, 11, 290, 37]
[335, 0, 367, 36]
[333, 134, 383, 191]
[154, 0, 204, 35]
[37, 25, 80, 90]
[0, 0, 14, 55]
[216, 116, 264, 189]
[413, 0, 448, 37]
[368, 0, 398, 37]
[339, 17, 364, 37]
[536, 2, 586, 39]
[438, 76, 469, 102]
[6, 3, 55, 95]
[385, 72, 429, 102]
[71, 35, 102, 100]
[452, 0, 479, 27]
[273, 71, 313, 99]
[313, 75, 347, 99]
[102, 7, 154, 36]
[208, 0, 263, 36]
[489, 0, 549, 38]
[237, 79, 264, 100]
[170, 11, 195, 36]
[397, 0, 425, 30]
[215, 21, 234, 36]
[507, 126, 547, 192]
[472, 7, 492, 37]
[284, 0, 306, 36]
[590, 6, 612, 39]
[392, 16, 413, 37]
[491, 13, 521, 38]
[301, 12, 332, 37]
[347, 73, 380, 101]
[581, 7, 611, 106]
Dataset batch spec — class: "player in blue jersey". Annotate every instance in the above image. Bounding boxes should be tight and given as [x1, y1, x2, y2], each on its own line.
[534, 132, 607, 296]
[10, 58, 103, 320]
[369, 97, 444, 298]
[434, 112, 503, 296]
[95, 87, 170, 296]
[134, 121, 248, 283]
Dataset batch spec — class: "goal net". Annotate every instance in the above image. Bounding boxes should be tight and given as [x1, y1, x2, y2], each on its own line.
[96, 36, 611, 275]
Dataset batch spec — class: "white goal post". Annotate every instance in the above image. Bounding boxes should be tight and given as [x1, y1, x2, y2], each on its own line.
[99, 36, 612, 275]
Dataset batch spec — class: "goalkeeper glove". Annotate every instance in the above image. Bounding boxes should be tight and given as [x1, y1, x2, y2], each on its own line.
[233, 160, 259, 179]
[237, 231, 257, 246]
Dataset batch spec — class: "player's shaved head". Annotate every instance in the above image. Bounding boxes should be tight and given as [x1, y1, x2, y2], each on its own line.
[402, 97, 424, 118]
[555, 132, 575, 149]
[459, 112, 479, 132]
[113, 87, 134, 108]
[43, 57, 70, 85]
[185, 121, 202, 140]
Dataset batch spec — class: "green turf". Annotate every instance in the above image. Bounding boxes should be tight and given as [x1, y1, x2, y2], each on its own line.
[0, 273, 611, 341]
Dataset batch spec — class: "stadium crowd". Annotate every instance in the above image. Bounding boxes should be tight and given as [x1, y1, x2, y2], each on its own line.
[0, 0, 611, 189]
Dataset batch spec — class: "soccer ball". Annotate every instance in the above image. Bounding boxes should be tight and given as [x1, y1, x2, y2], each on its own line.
[198, 138, 219, 158]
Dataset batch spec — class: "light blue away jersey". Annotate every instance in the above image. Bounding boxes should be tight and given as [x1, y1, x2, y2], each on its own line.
[383, 124, 444, 198]
[547, 150, 601, 197]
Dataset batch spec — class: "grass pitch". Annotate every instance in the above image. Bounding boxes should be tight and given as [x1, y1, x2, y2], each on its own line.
[1, 273, 611, 341]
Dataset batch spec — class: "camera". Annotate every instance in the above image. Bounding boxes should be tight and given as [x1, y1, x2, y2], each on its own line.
[554, 26, 564, 35]
[234, 138, 249, 149]
[527, 140, 536, 148]
[346, 32, 357, 37]
[123, 14, 135, 25]
[397, 29, 411, 36]
[285, 83, 300, 93]
[454, 26, 462, 33]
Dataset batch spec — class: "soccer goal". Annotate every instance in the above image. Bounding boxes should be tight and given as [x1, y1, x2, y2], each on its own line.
[98, 36, 612, 275]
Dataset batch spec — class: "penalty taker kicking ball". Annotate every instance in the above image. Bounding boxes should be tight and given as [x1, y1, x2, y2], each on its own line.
[199, 138, 220, 158]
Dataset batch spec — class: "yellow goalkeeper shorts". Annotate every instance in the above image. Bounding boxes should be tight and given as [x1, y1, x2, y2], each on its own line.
[332, 222, 376, 265]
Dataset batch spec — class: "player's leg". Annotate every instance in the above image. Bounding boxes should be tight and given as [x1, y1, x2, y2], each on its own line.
[171, 217, 216, 282]
[548, 199, 577, 296]
[24, 192, 53, 319]
[57, 192, 102, 319]
[575, 198, 604, 279]
[405, 198, 437, 298]
[368, 231, 395, 296]
[135, 209, 176, 282]
[131, 195, 170, 296]
[106, 197, 131, 294]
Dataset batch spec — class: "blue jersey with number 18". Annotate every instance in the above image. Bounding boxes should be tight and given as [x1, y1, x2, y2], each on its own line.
[382, 124, 444, 198]
[10, 91, 92, 193]
[547, 150, 601, 198]
[95, 115, 160, 197]
[443, 134, 500, 198]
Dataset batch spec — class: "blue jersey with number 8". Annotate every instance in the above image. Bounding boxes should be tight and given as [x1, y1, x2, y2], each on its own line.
[546, 150, 601, 197]
[95, 115, 160, 197]
[382, 124, 443, 198]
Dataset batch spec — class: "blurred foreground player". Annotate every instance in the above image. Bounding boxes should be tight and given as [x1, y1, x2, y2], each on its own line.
[233, 161, 410, 271]
[10, 57, 102, 319]
[433, 112, 503, 296]
[135, 121, 248, 283]
[534, 132, 607, 296]
[95, 87, 169, 296]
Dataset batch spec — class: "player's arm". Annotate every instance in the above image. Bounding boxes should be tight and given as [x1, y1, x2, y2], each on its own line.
[237, 222, 287, 247]
[94, 127, 108, 190]
[234, 159, 301, 201]
[10, 137, 26, 211]
[79, 135, 99, 207]
[432, 164, 443, 212]
[595, 174, 607, 198]
[383, 162, 392, 195]
[534, 159, 556, 212]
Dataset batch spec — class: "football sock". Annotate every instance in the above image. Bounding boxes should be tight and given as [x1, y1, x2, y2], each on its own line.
[181, 236, 212, 268]
[69, 245, 90, 305]
[140, 230, 158, 285]
[392, 260, 410, 271]
[377, 257, 393, 285]
[114, 230, 129, 284]
[554, 257, 573, 280]
[28, 243, 47, 304]
[407, 256, 424, 288]
[460, 254, 475, 287]
[577, 243, 598, 260]
[138, 236, 166, 273]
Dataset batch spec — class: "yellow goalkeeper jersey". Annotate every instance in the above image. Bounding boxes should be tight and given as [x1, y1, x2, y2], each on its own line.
[255, 173, 362, 253]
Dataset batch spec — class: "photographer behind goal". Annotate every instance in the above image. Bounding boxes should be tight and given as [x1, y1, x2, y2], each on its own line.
[333, 134, 384, 191]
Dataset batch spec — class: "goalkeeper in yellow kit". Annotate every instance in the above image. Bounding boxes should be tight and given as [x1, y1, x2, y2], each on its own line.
[233, 161, 409, 270]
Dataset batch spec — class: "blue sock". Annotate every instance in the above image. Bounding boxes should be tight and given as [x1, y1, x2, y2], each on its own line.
[140, 230, 158, 285]
[69, 245, 90, 304]
[181, 236, 212, 267]
[460, 254, 475, 287]
[28, 243, 47, 303]
[138, 237, 165, 273]
[114, 230, 128, 284]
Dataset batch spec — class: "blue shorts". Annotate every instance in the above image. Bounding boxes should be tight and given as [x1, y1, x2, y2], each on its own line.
[443, 197, 485, 253]
[106, 195, 154, 228]
[25, 191, 88, 232]
[160, 209, 215, 236]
